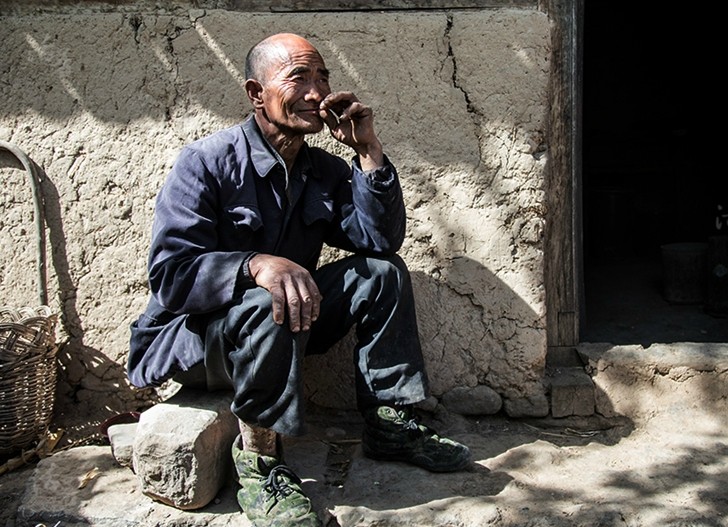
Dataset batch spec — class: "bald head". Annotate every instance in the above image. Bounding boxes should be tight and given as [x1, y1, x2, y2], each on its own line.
[245, 33, 321, 84]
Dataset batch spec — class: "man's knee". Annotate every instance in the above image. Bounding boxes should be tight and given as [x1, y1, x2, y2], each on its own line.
[359, 255, 412, 295]
[222, 287, 278, 340]
[366, 254, 408, 276]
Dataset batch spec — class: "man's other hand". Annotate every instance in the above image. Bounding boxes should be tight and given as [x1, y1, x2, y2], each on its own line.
[248, 254, 322, 332]
[320, 92, 384, 170]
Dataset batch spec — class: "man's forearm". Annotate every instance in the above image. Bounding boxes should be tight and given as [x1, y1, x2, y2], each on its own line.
[356, 138, 384, 171]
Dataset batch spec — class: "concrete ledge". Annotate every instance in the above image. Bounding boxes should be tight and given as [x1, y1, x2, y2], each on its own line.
[578, 342, 728, 422]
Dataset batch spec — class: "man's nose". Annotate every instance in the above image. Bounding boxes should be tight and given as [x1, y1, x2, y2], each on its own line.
[304, 82, 327, 102]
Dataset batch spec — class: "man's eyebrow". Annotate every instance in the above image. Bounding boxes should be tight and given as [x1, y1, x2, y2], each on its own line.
[288, 65, 330, 77]
[288, 66, 310, 76]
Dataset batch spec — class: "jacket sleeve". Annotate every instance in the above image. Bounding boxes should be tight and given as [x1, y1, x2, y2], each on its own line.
[328, 155, 406, 255]
[147, 147, 254, 315]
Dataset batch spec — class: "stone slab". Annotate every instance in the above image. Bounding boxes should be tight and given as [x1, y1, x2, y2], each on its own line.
[132, 389, 239, 510]
[547, 367, 595, 418]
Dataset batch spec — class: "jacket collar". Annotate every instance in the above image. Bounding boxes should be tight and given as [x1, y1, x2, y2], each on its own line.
[242, 115, 315, 179]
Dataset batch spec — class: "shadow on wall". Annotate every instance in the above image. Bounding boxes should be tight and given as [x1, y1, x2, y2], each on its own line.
[304, 261, 546, 416]
[0, 149, 154, 446]
[3, 14, 250, 128]
[42, 168, 157, 445]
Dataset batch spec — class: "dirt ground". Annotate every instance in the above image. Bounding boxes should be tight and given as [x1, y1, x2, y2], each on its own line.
[1, 391, 727, 527]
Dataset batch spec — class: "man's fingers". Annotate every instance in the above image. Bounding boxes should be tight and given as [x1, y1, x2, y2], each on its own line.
[298, 281, 322, 331]
[268, 286, 287, 326]
[327, 108, 341, 127]
[248, 254, 320, 332]
[298, 295, 313, 332]
[320, 92, 361, 125]
[290, 279, 322, 332]
[282, 279, 303, 332]
[310, 291, 321, 322]
[319, 107, 340, 131]
[341, 101, 370, 122]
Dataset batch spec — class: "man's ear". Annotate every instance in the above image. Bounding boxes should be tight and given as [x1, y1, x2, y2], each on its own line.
[245, 79, 264, 108]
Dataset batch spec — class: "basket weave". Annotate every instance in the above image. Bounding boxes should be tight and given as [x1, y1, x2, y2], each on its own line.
[0, 306, 58, 455]
[0, 141, 58, 456]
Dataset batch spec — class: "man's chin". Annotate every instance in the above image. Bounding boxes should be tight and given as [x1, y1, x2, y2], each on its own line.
[296, 115, 325, 134]
[269, 115, 324, 136]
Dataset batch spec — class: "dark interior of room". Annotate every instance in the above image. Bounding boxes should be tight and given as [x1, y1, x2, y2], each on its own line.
[581, 5, 728, 345]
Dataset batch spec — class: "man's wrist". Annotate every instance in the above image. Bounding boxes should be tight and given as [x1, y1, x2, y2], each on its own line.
[356, 140, 384, 171]
[235, 251, 259, 293]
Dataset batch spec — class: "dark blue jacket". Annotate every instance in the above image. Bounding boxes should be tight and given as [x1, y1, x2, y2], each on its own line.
[127, 116, 406, 387]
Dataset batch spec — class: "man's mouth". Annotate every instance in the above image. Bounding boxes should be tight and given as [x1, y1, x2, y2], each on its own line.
[297, 107, 320, 116]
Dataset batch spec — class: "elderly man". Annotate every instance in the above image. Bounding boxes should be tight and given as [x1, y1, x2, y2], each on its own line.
[128, 32, 470, 526]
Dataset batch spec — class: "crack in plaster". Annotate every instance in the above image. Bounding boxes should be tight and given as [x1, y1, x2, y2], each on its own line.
[444, 15, 475, 119]
[443, 13, 482, 170]
[128, 14, 143, 44]
[159, 17, 195, 123]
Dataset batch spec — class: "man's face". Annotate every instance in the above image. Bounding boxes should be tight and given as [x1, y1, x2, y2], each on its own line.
[257, 39, 332, 137]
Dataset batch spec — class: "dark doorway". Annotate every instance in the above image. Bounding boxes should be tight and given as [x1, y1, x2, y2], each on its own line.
[581, 5, 728, 345]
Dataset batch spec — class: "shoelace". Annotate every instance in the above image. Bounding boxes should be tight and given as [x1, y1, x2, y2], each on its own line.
[403, 417, 420, 432]
[394, 408, 426, 435]
[263, 464, 303, 513]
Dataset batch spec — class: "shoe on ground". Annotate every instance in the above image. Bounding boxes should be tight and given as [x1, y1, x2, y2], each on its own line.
[232, 437, 321, 527]
[362, 405, 471, 472]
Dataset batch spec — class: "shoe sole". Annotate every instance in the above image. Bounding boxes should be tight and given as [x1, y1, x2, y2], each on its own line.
[362, 444, 472, 473]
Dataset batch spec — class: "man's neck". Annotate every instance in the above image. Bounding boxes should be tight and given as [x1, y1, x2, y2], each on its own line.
[255, 115, 304, 173]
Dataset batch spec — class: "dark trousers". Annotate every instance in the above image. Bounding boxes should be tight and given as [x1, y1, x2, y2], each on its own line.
[182, 254, 429, 437]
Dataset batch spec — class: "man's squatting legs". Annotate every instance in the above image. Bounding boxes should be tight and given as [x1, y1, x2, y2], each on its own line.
[202, 254, 429, 437]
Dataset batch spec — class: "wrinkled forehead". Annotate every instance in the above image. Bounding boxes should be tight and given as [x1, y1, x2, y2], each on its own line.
[268, 41, 327, 76]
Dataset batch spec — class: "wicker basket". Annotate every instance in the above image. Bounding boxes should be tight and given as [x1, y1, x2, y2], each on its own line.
[0, 141, 58, 456]
[0, 306, 58, 455]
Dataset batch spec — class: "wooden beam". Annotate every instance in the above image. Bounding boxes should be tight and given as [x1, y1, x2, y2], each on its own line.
[0, 0, 539, 13]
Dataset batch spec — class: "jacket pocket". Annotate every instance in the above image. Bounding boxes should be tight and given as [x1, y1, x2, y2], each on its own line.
[301, 198, 334, 225]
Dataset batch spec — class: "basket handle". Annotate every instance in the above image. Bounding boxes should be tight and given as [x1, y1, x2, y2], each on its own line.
[0, 140, 48, 306]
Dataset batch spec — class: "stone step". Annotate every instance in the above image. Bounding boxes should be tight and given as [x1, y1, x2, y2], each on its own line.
[546, 366, 596, 418]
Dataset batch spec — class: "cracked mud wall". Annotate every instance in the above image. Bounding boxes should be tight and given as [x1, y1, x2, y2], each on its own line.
[0, 7, 551, 428]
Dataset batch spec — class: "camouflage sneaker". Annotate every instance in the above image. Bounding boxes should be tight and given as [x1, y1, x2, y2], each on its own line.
[232, 438, 321, 527]
[361, 406, 471, 473]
